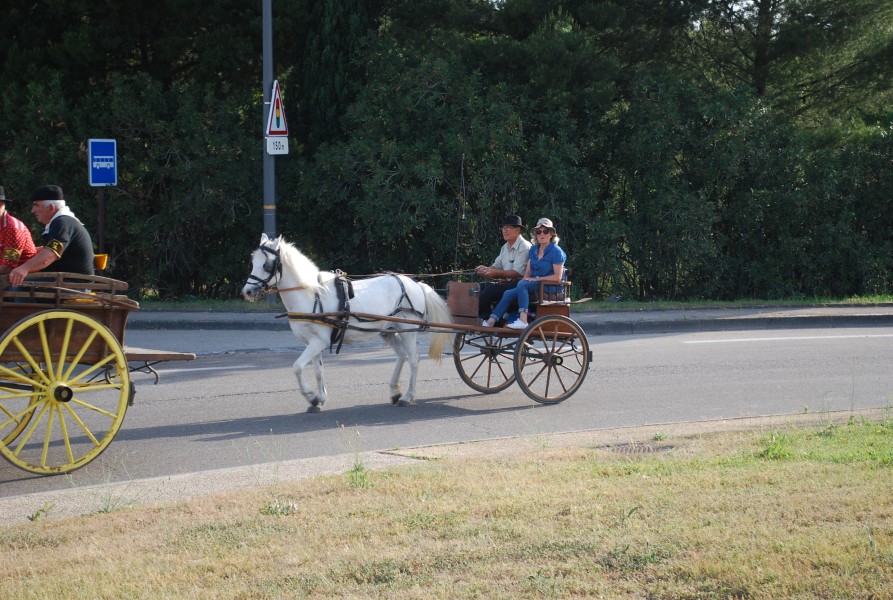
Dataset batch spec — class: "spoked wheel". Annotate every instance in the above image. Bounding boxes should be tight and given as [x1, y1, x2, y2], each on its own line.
[513, 315, 591, 404]
[1, 366, 38, 446]
[453, 331, 517, 393]
[0, 310, 131, 475]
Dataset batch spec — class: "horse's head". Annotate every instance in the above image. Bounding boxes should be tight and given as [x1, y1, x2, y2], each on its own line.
[242, 233, 282, 302]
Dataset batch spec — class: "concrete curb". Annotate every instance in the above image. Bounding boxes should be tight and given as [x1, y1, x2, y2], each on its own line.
[126, 310, 893, 335]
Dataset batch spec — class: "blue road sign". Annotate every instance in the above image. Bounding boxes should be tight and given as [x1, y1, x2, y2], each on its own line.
[88, 139, 117, 186]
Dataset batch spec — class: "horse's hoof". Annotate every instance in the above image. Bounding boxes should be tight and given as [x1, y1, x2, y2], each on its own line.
[390, 394, 401, 405]
[396, 399, 414, 407]
[307, 405, 321, 413]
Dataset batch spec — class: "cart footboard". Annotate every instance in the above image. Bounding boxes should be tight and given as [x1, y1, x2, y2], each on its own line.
[125, 346, 197, 385]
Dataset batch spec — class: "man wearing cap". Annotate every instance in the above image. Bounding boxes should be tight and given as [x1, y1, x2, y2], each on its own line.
[474, 214, 532, 325]
[0, 186, 38, 279]
[7, 185, 95, 286]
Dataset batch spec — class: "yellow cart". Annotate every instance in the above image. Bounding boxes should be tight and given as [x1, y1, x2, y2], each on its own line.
[0, 273, 193, 475]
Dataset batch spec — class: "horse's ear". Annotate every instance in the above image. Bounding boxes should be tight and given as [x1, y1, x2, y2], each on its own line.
[260, 232, 269, 244]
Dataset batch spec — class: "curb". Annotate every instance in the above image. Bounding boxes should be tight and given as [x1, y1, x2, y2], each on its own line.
[125, 312, 893, 335]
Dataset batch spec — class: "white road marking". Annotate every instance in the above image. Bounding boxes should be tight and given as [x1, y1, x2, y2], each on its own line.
[684, 334, 893, 344]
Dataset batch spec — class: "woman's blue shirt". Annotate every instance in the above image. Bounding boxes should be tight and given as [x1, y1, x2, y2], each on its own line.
[528, 243, 566, 278]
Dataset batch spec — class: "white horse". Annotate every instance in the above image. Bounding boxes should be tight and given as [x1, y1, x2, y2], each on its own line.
[241, 234, 452, 411]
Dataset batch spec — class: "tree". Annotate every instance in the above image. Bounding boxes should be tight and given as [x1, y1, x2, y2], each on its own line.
[687, 0, 893, 119]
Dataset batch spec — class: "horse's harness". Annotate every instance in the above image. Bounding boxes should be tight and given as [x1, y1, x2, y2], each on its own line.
[250, 242, 425, 354]
[245, 244, 283, 289]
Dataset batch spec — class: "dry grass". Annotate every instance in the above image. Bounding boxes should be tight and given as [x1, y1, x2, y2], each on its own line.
[2, 415, 892, 599]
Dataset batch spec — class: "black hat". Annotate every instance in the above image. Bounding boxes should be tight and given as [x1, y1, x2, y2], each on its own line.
[0, 186, 5, 201]
[30, 185, 64, 202]
[501, 214, 524, 228]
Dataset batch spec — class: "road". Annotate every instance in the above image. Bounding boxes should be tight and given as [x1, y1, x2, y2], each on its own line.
[2, 325, 891, 499]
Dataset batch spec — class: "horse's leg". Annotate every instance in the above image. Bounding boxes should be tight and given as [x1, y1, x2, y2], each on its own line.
[387, 332, 420, 407]
[292, 338, 328, 412]
[313, 354, 328, 408]
[400, 332, 421, 406]
[380, 333, 408, 405]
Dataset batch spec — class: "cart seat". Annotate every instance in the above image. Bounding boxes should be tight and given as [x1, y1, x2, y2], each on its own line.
[529, 268, 572, 320]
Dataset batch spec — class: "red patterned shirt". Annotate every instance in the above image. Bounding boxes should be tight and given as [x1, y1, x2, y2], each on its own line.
[0, 211, 37, 269]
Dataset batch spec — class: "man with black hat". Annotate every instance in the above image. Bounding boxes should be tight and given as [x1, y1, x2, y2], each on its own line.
[474, 214, 532, 325]
[7, 185, 95, 286]
[0, 185, 38, 279]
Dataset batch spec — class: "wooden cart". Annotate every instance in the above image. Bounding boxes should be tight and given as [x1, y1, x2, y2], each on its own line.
[446, 277, 591, 404]
[0, 273, 194, 475]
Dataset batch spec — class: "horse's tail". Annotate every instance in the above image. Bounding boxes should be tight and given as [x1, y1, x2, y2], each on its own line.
[421, 282, 452, 362]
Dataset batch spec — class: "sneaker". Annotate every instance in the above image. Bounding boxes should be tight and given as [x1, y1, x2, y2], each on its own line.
[506, 320, 528, 330]
[482, 319, 493, 327]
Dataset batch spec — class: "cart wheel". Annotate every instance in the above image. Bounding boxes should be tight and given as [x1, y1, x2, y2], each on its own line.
[1, 367, 38, 446]
[453, 331, 517, 394]
[0, 310, 131, 474]
[513, 315, 591, 404]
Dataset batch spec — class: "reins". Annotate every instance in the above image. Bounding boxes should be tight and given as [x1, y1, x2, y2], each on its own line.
[347, 269, 474, 279]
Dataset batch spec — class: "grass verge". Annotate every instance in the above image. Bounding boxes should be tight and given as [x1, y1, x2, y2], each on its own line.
[1, 414, 891, 599]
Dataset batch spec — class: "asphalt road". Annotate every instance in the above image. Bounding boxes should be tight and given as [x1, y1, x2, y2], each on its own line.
[2, 320, 891, 523]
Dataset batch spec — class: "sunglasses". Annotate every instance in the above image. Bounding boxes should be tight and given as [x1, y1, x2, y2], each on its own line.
[533, 228, 553, 235]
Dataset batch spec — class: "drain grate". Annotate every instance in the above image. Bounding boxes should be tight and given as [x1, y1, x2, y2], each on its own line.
[598, 443, 676, 455]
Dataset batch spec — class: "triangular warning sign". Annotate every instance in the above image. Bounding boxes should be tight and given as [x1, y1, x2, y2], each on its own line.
[265, 80, 289, 136]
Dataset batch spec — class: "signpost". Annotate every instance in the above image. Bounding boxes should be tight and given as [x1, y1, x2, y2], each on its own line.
[88, 139, 117, 186]
[87, 138, 117, 253]
[265, 79, 289, 155]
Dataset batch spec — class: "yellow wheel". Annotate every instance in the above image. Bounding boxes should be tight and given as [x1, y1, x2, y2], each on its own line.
[1, 366, 38, 445]
[0, 310, 131, 474]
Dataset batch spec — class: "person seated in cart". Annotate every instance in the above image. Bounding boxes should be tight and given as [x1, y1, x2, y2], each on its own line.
[7, 185, 95, 286]
[482, 217, 566, 330]
[474, 214, 532, 326]
[0, 185, 38, 281]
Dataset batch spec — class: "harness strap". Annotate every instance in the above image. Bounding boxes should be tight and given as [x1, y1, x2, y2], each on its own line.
[388, 274, 424, 319]
[246, 244, 282, 288]
[329, 276, 353, 354]
[275, 272, 427, 354]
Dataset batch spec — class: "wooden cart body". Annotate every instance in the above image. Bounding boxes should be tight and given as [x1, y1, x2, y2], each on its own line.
[1, 273, 135, 361]
[445, 277, 591, 403]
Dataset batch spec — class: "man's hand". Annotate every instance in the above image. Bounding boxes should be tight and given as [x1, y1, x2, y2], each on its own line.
[8, 265, 28, 286]
[475, 265, 492, 278]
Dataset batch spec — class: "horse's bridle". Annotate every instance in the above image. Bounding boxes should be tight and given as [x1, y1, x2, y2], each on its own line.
[245, 243, 282, 291]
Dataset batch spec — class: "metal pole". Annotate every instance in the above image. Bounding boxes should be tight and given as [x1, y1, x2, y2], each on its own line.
[262, 0, 275, 239]
[97, 187, 105, 253]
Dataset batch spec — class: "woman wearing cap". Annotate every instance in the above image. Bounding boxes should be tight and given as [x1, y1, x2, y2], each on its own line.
[483, 217, 566, 330]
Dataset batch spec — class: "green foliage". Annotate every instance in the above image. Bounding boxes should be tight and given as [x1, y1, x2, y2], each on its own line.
[346, 457, 373, 489]
[759, 431, 794, 461]
[1, 0, 892, 300]
[0, 73, 262, 297]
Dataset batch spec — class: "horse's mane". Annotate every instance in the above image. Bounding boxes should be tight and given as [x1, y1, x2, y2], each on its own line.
[277, 238, 330, 293]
